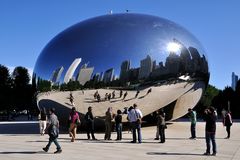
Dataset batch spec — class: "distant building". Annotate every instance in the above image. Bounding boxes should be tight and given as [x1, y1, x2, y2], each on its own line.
[93, 73, 100, 82]
[120, 60, 130, 82]
[99, 72, 104, 82]
[128, 68, 139, 82]
[138, 55, 153, 79]
[77, 64, 94, 85]
[103, 68, 114, 83]
[165, 52, 180, 75]
[50, 66, 64, 84]
[64, 58, 81, 83]
[232, 72, 238, 90]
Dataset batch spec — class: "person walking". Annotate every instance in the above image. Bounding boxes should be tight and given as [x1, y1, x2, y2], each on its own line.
[104, 107, 114, 140]
[157, 109, 166, 143]
[68, 107, 80, 142]
[127, 104, 143, 143]
[43, 108, 62, 154]
[84, 106, 96, 140]
[115, 110, 122, 140]
[203, 107, 217, 156]
[223, 110, 233, 139]
[38, 107, 47, 136]
[188, 108, 197, 139]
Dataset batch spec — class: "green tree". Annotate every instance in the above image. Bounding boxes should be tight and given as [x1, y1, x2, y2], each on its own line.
[0, 65, 13, 117]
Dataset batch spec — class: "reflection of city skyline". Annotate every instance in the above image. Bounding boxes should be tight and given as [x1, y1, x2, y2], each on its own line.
[49, 41, 208, 86]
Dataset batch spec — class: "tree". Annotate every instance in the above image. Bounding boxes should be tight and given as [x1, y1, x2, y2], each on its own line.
[0, 65, 13, 116]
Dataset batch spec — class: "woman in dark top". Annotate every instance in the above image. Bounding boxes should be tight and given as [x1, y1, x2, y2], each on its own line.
[224, 111, 232, 139]
[115, 110, 122, 140]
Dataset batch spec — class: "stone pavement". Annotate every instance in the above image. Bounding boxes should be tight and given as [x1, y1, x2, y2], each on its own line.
[0, 121, 239, 160]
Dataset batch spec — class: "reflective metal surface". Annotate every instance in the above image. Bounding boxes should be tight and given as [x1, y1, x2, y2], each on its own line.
[34, 13, 209, 123]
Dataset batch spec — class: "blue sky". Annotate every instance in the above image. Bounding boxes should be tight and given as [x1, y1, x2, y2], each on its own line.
[0, 0, 239, 89]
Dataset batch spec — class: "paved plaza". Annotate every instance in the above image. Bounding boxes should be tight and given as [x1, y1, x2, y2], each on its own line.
[0, 121, 240, 160]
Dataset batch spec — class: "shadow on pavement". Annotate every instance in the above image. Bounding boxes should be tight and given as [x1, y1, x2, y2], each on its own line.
[146, 152, 204, 156]
[0, 151, 49, 154]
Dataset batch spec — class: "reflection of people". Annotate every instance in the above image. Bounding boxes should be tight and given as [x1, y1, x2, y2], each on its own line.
[43, 108, 62, 154]
[69, 107, 80, 142]
[127, 104, 143, 143]
[84, 107, 96, 140]
[123, 92, 128, 100]
[135, 90, 140, 98]
[115, 110, 122, 140]
[119, 90, 123, 98]
[188, 108, 197, 139]
[38, 107, 47, 136]
[157, 109, 166, 143]
[104, 107, 113, 140]
[203, 107, 217, 156]
[146, 88, 152, 95]
[69, 92, 74, 106]
[223, 111, 232, 139]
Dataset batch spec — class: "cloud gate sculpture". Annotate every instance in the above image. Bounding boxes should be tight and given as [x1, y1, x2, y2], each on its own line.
[34, 13, 209, 125]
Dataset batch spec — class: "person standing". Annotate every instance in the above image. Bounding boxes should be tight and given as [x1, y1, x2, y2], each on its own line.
[223, 111, 233, 139]
[127, 104, 143, 143]
[69, 107, 80, 142]
[188, 108, 197, 139]
[84, 106, 96, 140]
[43, 108, 62, 154]
[104, 107, 114, 140]
[203, 107, 217, 156]
[38, 107, 47, 136]
[115, 110, 122, 140]
[157, 109, 166, 143]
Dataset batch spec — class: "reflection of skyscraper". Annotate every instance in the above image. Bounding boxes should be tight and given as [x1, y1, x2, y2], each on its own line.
[77, 64, 94, 85]
[99, 72, 104, 81]
[138, 55, 153, 79]
[179, 46, 191, 73]
[93, 73, 100, 82]
[189, 47, 201, 73]
[64, 58, 81, 83]
[232, 72, 238, 91]
[165, 52, 180, 75]
[120, 60, 130, 82]
[103, 68, 114, 83]
[51, 66, 64, 84]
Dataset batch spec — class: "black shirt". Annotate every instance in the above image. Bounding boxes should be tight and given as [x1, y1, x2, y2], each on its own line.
[204, 112, 217, 133]
[115, 114, 122, 125]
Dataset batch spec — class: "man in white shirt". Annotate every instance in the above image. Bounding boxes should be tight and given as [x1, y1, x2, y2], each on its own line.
[127, 103, 143, 143]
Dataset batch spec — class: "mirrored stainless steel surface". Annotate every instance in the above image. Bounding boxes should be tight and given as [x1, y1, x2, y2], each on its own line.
[34, 13, 209, 123]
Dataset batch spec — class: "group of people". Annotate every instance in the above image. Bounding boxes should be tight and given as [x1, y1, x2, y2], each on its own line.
[38, 104, 233, 156]
[188, 107, 233, 156]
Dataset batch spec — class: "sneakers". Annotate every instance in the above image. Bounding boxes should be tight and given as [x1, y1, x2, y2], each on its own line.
[154, 138, 159, 140]
[42, 147, 48, 152]
[54, 149, 62, 154]
[212, 152, 217, 156]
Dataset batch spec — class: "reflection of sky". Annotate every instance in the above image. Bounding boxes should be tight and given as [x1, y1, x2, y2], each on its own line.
[34, 13, 207, 82]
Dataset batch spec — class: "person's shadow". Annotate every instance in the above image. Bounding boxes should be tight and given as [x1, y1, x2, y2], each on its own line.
[146, 152, 204, 156]
[0, 151, 50, 154]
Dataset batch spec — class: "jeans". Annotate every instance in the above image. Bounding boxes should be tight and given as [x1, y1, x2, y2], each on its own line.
[46, 135, 61, 150]
[159, 125, 165, 142]
[116, 123, 122, 140]
[131, 122, 142, 143]
[191, 123, 196, 138]
[205, 132, 216, 154]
